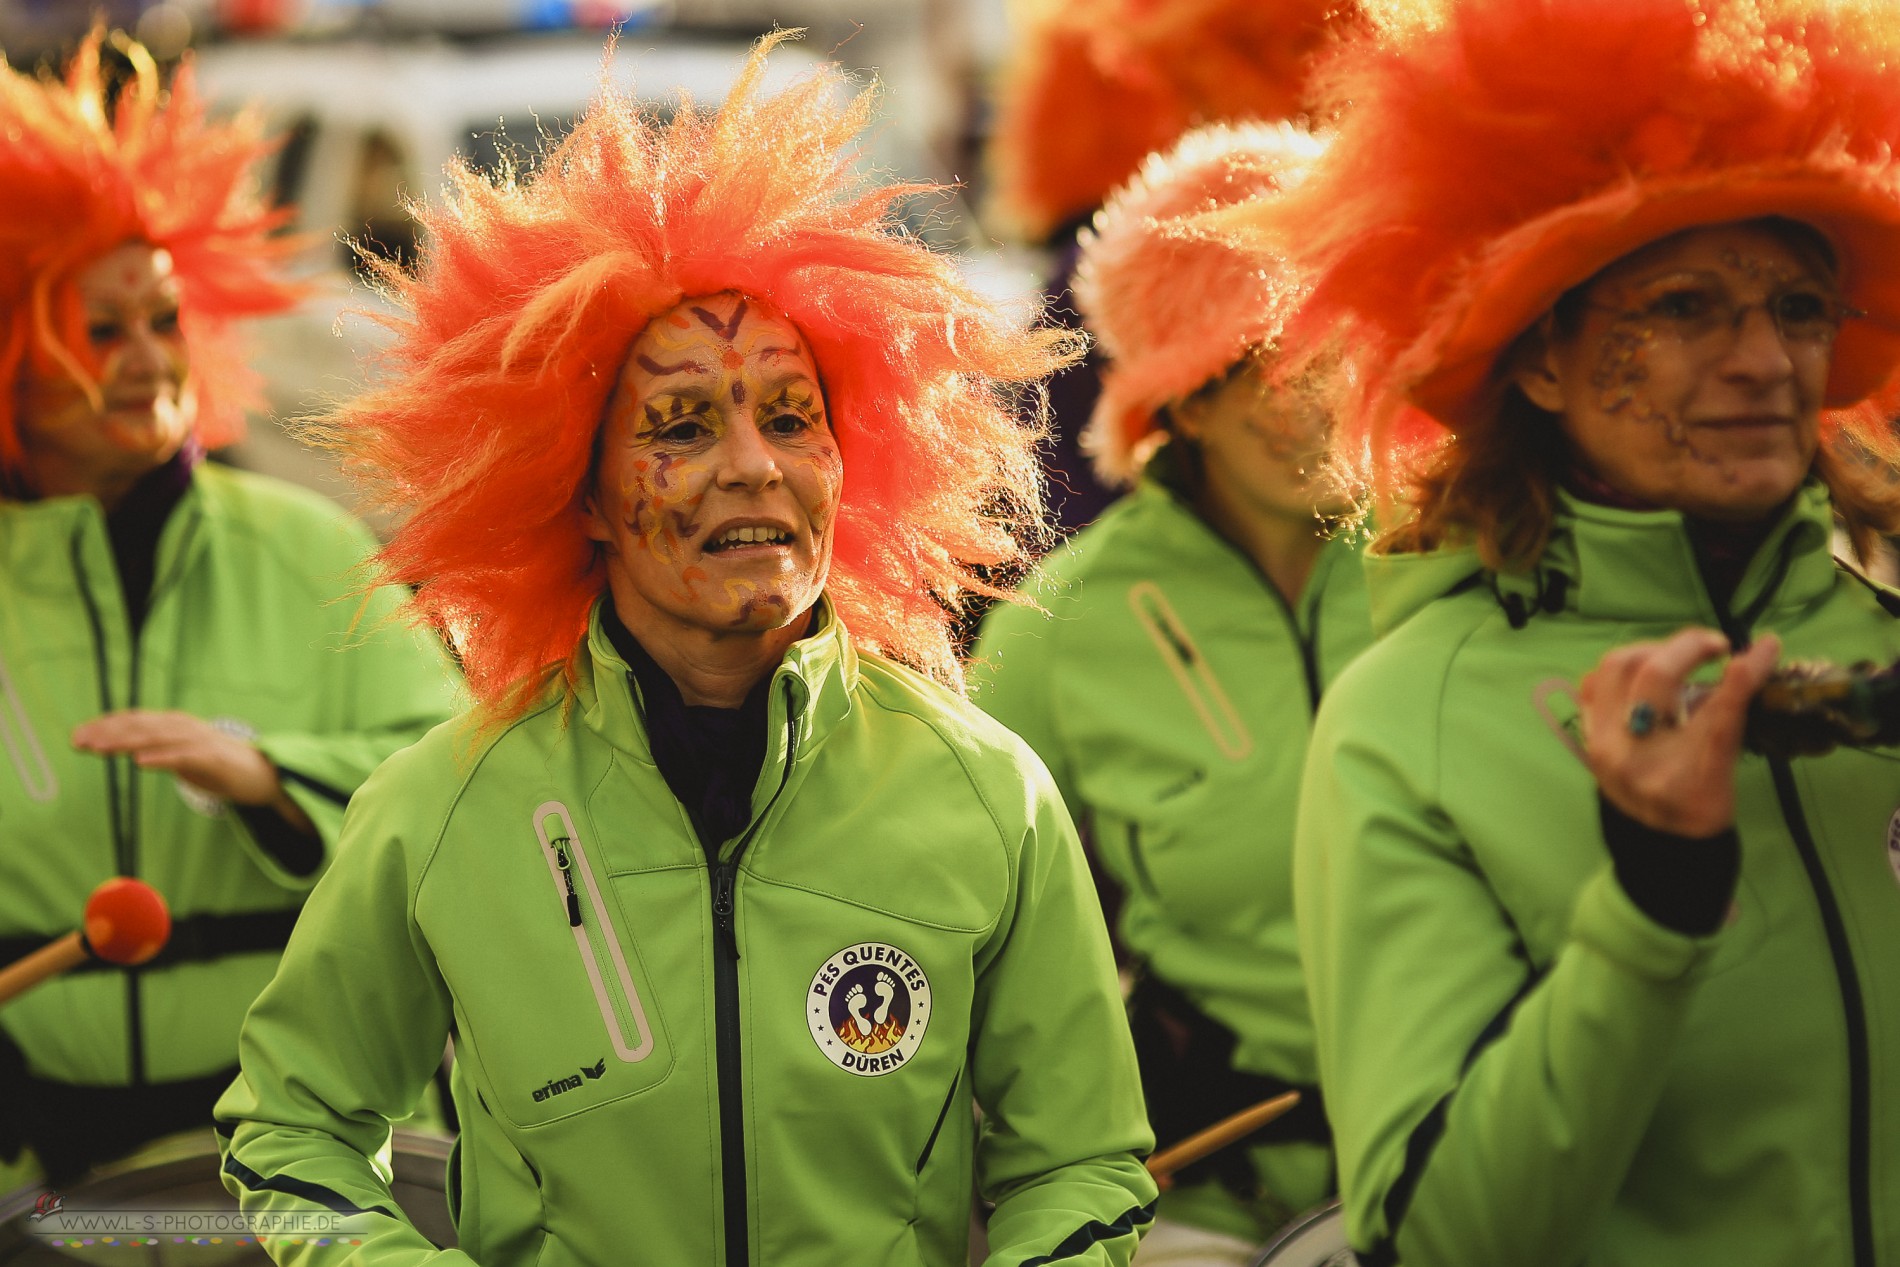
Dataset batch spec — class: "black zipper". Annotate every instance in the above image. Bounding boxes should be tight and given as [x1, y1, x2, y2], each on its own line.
[71, 527, 147, 1084]
[1258, 549, 1324, 712]
[70, 528, 129, 873]
[553, 840, 582, 926]
[708, 677, 800, 1267]
[1705, 534, 1872, 1267]
[1764, 756, 1873, 1267]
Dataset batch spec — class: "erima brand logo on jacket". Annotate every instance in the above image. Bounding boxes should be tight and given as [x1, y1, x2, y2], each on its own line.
[807, 942, 931, 1076]
[531, 1059, 607, 1102]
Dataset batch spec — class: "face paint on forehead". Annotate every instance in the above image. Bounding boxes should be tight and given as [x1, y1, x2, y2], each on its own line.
[635, 351, 711, 378]
[737, 325, 816, 369]
[1716, 249, 1817, 288]
[688, 296, 748, 341]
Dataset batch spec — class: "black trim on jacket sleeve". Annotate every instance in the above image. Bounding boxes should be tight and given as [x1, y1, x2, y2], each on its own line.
[1598, 794, 1740, 937]
[234, 803, 324, 876]
[1360, 965, 1549, 1267]
[1020, 1199, 1157, 1266]
[221, 1153, 399, 1220]
[278, 766, 353, 807]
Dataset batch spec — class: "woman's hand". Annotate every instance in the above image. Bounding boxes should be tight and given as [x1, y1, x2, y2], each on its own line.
[1578, 628, 1781, 837]
[72, 709, 314, 832]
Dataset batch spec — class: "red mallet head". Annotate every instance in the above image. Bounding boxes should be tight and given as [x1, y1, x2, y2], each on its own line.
[83, 878, 170, 966]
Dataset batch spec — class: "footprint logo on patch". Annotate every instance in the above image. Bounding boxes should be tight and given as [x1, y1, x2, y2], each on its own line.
[582, 1059, 607, 1080]
[808, 943, 933, 1076]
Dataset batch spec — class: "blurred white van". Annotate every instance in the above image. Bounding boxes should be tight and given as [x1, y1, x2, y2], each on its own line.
[192, 32, 825, 510]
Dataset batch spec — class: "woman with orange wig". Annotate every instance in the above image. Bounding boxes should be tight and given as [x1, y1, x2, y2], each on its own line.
[216, 36, 1157, 1267]
[975, 122, 1371, 1264]
[984, 0, 1364, 534]
[1225, 0, 1900, 1263]
[0, 35, 459, 1184]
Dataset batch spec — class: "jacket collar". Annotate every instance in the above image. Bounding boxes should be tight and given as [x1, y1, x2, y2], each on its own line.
[1365, 479, 1837, 636]
[1503, 480, 1836, 629]
[575, 593, 859, 773]
[1134, 443, 1359, 626]
[0, 463, 211, 599]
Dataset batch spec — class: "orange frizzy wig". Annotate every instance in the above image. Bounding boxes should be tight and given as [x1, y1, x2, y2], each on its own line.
[1074, 121, 1325, 484]
[335, 34, 1077, 717]
[0, 32, 299, 475]
[988, 0, 1362, 243]
[1227, 0, 1900, 509]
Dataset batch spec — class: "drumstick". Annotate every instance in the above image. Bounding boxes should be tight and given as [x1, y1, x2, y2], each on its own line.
[1145, 1090, 1302, 1188]
[0, 877, 171, 1008]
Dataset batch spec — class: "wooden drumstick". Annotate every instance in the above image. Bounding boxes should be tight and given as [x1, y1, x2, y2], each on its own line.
[0, 877, 171, 1009]
[0, 933, 91, 1007]
[1145, 1090, 1303, 1189]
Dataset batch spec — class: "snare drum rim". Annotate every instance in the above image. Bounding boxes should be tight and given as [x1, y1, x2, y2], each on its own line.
[1252, 1197, 1353, 1267]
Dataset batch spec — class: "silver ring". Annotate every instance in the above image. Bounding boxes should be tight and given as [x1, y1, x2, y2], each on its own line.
[1626, 701, 1659, 737]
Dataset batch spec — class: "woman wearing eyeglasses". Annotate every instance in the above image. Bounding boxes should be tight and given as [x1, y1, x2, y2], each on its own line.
[1223, 0, 1900, 1263]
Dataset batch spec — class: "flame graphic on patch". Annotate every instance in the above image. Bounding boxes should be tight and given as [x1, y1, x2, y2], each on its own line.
[834, 1013, 907, 1056]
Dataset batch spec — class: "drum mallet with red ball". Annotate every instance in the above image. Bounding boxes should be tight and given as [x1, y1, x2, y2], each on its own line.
[0, 877, 171, 1008]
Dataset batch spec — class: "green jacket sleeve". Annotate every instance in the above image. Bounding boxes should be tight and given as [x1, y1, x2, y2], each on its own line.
[1294, 663, 1721, 1267]
[216, 756, 470, 1266]
[968, 588, 1078, 815]
[971, 752, 1157, 1266]
[241, 584, 462, 889]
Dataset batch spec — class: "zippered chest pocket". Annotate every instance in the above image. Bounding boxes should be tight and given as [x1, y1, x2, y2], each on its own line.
[434, 801, 677, 1130]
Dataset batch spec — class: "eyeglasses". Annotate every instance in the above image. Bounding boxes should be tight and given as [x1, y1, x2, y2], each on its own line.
[1587, 282, 1863, 351]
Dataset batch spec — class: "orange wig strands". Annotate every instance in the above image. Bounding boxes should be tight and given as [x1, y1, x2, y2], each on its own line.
[1074, 121, 1325, 484]
[1225, 0, 1900, 550]
[0, 31, 300, 477]
[333, 34, 1077, 719]
[988, 0, 1363, 243]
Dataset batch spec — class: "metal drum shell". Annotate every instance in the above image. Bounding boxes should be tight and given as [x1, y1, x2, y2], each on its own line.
[0, 1130, 454, 1264]
[1251, 1198, 1360, 1267]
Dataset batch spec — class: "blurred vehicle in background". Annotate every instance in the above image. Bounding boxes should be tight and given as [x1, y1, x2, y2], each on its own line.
[7, 2, 1037, 520]
[191, 31, 827, 515]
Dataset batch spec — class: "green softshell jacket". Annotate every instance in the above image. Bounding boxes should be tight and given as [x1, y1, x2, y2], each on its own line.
[970, 473, 1371, 1238]
[0, 462, 461, 1088]
[216, 601, 1158, 1267]
[1297, 483, 1900, 1267]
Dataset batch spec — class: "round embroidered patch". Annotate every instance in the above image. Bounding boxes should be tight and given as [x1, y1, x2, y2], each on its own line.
[807, 942, 931, 1076]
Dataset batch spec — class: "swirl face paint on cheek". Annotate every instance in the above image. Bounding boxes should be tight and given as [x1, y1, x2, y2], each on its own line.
[1587, 315, 1726, 473]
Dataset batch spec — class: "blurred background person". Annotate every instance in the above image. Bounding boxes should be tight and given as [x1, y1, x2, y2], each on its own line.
[985, 0, 1363, 536]
[973, 122, 1371, 1265]
[0, 32, 459, 1186]
[216, 38, 1158, 1267]
[1221, 0, 1900, 1262]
